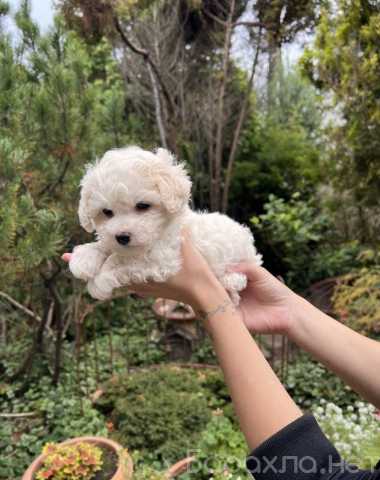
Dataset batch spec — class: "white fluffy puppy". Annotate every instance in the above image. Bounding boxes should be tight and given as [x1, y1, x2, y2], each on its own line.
[68, 146, 262, 304]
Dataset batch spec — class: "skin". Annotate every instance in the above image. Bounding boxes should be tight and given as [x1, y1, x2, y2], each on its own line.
[62, 236, 380, 451]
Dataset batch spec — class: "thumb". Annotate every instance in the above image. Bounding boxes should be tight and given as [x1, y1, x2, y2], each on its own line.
[228, 261, 265, 282]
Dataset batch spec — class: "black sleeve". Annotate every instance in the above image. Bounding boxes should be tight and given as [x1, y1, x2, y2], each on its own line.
[246, 414, 380, 480]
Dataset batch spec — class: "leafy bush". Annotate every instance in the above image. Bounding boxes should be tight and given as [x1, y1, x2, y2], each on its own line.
[133, 465, 166, 480]
[251, 193, 330, 288]
[95, 366, 231, 464]
[313, 401, 380, 469]
[333, 266, 380, 337]
[308, 242, 363, 282]
[36, 442, 103, 480]
[251, 193, 363, 289]
[0, 376, 107, 480]
[285, 355, 359, 409]
[229, 68, 322, 224]
[181, 414, 249, 480]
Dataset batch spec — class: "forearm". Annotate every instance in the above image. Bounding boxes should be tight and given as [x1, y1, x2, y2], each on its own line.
[195, 284, 302, 451]
[288, 294, 380, 408]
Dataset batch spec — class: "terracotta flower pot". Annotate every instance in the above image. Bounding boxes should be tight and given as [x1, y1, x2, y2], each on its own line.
[153, 298, 195, 321]
[22, 436, 133, 480]
[165, 456, 195, 478]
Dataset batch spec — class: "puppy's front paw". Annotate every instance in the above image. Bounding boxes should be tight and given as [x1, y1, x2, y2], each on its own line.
[87, 270, 123, 301]
[87, 279, 113, 301]
[69, 245, 107, 281]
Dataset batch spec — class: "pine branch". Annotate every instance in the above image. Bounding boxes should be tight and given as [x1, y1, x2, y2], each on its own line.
[0, 290, 41, 322]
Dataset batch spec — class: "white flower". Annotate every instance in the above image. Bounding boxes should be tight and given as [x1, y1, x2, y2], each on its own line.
[353, 425, 361, 434]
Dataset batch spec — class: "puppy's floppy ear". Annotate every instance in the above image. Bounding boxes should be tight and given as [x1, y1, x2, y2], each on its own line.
[78, 163, 98, 233]
[154, 162, 192, 214]
[155, 148, 175, 165]
[78, 189, 94, 233]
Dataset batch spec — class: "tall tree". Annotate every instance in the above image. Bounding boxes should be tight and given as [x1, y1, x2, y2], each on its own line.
[58, 0, 263, 212]
[0, 1, 136, 385]
[249, 0, 323, 105]
[301, 0, 380, 235]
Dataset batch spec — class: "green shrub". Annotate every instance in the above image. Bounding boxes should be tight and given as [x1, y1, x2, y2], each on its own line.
[133, 465, 166, 480]
[96, 366, 232, 464]
[309, 242, 363, 281]
[251, 193, 330, 289]
[181, 414, 249, 480]
[285, 355, 359, 409]
[251, 193, 363, 290]
[0, 376, 107, 480]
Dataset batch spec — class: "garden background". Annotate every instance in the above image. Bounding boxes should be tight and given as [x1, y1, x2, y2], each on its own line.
[0, 0, 379, 478]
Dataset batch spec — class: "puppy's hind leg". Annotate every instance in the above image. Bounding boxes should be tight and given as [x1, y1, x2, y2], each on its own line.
[220, 272, 247, 306]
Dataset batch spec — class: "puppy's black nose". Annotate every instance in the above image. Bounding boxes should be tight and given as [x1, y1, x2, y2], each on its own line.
[116, 234, 130, 246]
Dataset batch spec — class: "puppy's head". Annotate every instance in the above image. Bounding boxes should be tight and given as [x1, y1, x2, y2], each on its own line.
[78, 146, 191, 252]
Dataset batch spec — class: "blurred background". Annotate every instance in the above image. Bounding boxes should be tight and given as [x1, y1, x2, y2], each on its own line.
[0, 1, 379, 478]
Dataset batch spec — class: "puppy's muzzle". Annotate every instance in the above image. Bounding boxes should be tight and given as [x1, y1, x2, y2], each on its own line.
[115, 233, 131, 246]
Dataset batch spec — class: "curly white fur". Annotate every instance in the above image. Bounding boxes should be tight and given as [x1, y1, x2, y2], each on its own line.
[69, 146, 262, 303]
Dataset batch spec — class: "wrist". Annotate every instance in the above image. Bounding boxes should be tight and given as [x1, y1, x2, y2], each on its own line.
[189, 274, 229, 313]
[285, 293, 315, 340]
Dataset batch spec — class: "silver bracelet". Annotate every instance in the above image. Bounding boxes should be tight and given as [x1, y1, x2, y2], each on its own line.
[196, 298, 236, 322]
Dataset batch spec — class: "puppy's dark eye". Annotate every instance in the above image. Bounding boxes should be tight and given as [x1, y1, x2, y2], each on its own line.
[135, 202, 151, 211]
[102, 208, 114, 218]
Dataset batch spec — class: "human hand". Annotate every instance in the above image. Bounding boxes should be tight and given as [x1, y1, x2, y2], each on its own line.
[126, 231, 230, 312]
[62, 238, 300, 335]
[229, 263, 299, 335]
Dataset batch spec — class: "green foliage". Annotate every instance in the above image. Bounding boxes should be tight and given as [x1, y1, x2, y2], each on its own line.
[181, 414, 249, 480]
[0, 1, 9, 16]
[308, 242, 364, 281]
[96, 366, 231, 464]
[132, 464, 166, 480]
[0, 139, 63, 284]
[0, 376, 107, 480]
[361, 432, 380, 471]
[229, 67, 322, 223]
[301, 0, 380, 207]
[0, 5, 142, 284]
[250, 192, 371, 288]
[36, 442, 103, 480]
[333, 265, 380, 336]
[285, 354, 359, 409]
[0, 3, 149, 387]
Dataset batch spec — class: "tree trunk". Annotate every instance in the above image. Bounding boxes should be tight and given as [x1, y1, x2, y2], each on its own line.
[212, 0, 235, 212]
[267, 35, 282, 109]
[222, 28, 262, 213]
[147, 62, 168, 148]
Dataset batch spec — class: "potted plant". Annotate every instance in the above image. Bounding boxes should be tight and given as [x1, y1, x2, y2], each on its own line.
[22, 436, 133, 480]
